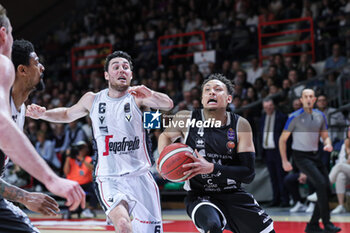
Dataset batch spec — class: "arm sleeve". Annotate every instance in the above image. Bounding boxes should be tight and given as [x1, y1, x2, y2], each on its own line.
[320, 112, 328, 130]
[212, 152, 255, 184]
[284, 115, 296, 131]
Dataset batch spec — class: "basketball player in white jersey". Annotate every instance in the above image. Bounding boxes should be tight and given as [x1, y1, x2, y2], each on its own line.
[0, 5, 85, 232]
[26, 51, 173, 233]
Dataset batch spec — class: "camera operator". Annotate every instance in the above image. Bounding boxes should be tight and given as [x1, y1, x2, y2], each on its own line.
[63, 141, 97, 218]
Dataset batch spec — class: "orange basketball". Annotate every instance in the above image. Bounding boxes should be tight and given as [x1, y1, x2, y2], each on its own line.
[158, 143, 196, 182]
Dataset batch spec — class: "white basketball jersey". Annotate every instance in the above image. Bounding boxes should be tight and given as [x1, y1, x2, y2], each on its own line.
[1, 96, 26, 170]
[10, 96, 26, 130]
[90, 89, 152, 177]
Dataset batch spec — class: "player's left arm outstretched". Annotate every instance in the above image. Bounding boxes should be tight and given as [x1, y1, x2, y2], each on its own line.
[183, 117, 256, 183]
[26, 92, 95, 123]
[129, 85, 173, 111]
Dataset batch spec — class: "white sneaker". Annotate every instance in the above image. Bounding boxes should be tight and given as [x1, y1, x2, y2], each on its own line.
[331, 205, 346, 214]
[306, 202, 315, 213]
[290, 201, 307, 213]
[82, 209, 94, 218]
[307, 193, 317, 202]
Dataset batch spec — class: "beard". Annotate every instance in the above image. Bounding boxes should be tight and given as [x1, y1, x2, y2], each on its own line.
[35, 74, 45, 92]
[110, 82, 129, 92]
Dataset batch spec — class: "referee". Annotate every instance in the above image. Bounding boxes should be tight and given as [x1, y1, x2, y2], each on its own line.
[279, 89, 341, 233]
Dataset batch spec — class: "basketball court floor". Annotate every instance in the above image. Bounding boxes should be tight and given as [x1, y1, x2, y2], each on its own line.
[28, 207, 350, 233]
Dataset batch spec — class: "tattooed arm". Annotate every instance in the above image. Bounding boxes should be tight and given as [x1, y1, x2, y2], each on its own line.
[0, 179, 59, 215]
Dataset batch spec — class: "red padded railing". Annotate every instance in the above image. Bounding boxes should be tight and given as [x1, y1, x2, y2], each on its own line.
[71, 43, 113, 79]
[258, 17, 315, 66]
[157, 31, 206, 66]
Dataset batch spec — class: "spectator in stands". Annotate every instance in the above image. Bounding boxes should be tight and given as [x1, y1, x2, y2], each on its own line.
[324, 71, 339, 99]
[246, 87, 258, 102]
[229, 19, 250, 55]
[58, 121, 87, 156]
[221, 60, 234, 80]
[35, 130, 61, 171]
[297, 54, 312, 79]
[265, 65, 279, 84]
[306, 66, 317, 80]
[269, 0, 283, 17]
[282, 79, 291, 91]
[316, 94, 346, 142]
[260, 98, 289, 207]
[52, 123, 66, 155]
[324, 43, 347, 71]
[284, 56, 296, 72]
[305, 67, 324, 89]
[26, 120, 38, 145]
[259, 6, 275, 28]
[182, 71, 196, 92]
[228, 95, 242, 112]
[268, 84, 280, 95]
[284, 163, 317, 213]
[253, 78, 265, 98]
[292, 98, 302, 111]
[231, 60, 241, 77]
[285, 170, 308, 213]
[234, 69, 252, 95]
[274, 54, 288, 84]
[247, 57, 264, 85]
[288, 69, 304, 97]
[64, 141, 98, 218]
[172, 91, 193, 113]
[328, 126, 350, 214]
[283, 2, 300, 19]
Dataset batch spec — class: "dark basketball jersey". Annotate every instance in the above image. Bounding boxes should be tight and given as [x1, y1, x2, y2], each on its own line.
[184, 109, 241, 193]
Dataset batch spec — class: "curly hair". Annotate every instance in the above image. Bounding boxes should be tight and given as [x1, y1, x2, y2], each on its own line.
[104, 51, 133, 72]
[201, 73, 235, 96]
[12, 39, 35, 70]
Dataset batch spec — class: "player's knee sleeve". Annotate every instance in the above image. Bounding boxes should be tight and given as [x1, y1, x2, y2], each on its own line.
[194, 205, 222, 233]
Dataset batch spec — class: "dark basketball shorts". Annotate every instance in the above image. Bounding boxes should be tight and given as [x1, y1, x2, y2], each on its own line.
[0, 198, 39, 233]
[185, 189, 274, 233]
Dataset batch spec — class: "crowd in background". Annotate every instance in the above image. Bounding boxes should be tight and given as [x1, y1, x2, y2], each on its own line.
[5, 0, 350, 216]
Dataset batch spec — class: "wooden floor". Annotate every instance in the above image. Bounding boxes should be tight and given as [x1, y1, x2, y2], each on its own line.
[28, 207, 350, 233]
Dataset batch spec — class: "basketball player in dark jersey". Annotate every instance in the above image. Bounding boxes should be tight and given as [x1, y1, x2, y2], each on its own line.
[158, 73, 274, 233]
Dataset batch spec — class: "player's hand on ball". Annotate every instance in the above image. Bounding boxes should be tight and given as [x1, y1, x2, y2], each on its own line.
[128, 85, 153, 99]
[26, 104, 46, 119]
[155, 159, 166, 180]
[182, 149, 214, 180]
